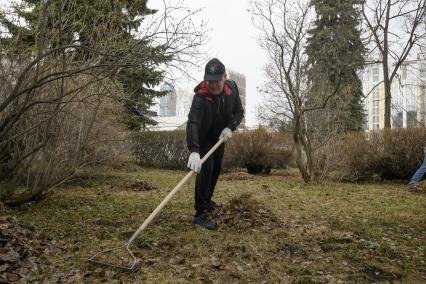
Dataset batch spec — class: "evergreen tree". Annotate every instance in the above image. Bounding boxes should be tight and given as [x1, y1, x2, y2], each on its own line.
[0, 0, 170, 129]
[306, 0, 366, 132]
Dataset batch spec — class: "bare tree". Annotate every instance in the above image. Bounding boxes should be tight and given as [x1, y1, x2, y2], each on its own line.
[0, 0, 206, 205]
[251, 0, 346, 182]
[362, 0, 426, 128]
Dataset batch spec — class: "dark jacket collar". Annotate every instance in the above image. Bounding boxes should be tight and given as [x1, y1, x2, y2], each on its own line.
[194, 81, 233, 101]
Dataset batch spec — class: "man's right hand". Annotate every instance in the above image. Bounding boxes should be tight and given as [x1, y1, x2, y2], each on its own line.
[187, 152, 201, 173]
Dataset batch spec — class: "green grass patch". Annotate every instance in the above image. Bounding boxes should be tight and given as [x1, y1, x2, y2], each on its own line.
[5, 167, 426, 283]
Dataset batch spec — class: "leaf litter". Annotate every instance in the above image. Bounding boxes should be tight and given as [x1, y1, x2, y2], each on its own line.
[0, 215, 56, 283]
[209, 193, 283, 231]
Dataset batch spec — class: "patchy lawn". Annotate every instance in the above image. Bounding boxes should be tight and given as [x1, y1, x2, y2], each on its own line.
[3, 166, 426, 283]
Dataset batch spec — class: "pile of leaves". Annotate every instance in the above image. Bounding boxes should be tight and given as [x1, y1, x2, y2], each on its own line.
[408, 180, 426, 193]
[125, 180, 158, 192]
[211, 194, 282, 231]
[0, 216, 54, 283]
[96, 180, 158, 193]
[220, 172, 253, 181]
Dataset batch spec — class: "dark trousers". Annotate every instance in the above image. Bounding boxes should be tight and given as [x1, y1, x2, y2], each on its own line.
[194, 140, 225, 215]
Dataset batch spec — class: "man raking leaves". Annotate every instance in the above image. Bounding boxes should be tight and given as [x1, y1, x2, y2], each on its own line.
[88, 58, 243, 269]
[187, 58, 244, 230]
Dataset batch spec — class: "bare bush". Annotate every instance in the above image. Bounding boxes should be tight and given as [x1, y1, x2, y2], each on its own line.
[132, 130, 188, 170]
[0, 0, 205, 205]
[223, 128, 293, 174]
[334, 129, 426, 181]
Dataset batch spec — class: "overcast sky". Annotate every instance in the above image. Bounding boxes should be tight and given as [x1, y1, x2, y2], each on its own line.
[1, 0, 268, 126]
[2, 0, 424, 126]
[149, 0, 267, 126]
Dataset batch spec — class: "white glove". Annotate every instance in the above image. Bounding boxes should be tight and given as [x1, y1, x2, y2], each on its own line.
[187, 152, 201, 173]
[219, 127, 233, 142]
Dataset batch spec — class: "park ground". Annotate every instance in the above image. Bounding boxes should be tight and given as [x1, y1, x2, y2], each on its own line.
[2, 166, 426, 283]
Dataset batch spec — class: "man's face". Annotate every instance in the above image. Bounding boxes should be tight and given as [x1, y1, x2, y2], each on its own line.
[207, 74, 225, 95]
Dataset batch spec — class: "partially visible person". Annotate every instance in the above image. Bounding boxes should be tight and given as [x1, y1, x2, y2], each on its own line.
[408, 146, 426, 188]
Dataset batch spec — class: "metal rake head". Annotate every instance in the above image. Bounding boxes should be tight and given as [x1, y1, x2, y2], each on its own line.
[88, 243, 138, 271]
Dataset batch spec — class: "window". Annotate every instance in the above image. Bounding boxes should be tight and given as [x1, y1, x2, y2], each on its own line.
[373, 67, 379, 81]
[393, 112, 403, 128]
[407, 111, 417, 128]
[373, 88, 379, 99]
[402, 65, 407, 80]
[373, 100, 379, 115]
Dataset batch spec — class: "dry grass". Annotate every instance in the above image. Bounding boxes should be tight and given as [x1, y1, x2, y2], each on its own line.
[3, 166, 426, 283]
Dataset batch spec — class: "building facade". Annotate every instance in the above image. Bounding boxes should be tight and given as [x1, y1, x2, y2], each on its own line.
[158, 83, 192, 118]
[153, 70, 248, 131]
[362, 54, 426, 130]
[175, 87, 192, 117]
[159, 84, 177, 117]
[227, 69, 247, 128]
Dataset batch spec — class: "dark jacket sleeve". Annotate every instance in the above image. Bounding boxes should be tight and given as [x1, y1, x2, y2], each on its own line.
[227, 83, 244, 131]
[187, 94, 204, 153]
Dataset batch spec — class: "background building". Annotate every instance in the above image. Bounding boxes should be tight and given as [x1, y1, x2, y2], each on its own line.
[150, 84, 192, 131]
[151, 70, 248, 131]
[158, 84, 177, 117]
[361, 53, 426, 130]
[175, 87, 192, 117]
[227, 69, 247, 128]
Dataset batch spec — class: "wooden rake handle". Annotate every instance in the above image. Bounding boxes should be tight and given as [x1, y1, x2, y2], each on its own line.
[127, 138, 225, 244]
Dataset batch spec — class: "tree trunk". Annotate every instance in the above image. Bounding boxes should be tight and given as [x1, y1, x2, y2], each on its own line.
[382, 1, 391, 129]
[383, 57, 392, 128]
[384, 78, 392, 128]
[293, 117, 312, 183]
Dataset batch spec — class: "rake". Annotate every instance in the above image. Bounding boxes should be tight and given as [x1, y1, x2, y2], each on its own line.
[88, 138, 224, 271]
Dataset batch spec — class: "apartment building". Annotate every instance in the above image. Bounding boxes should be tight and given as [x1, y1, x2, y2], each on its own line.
[362, 54, 426, 130]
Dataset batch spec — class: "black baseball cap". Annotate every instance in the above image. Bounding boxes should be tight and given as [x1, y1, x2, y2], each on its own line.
[204, 58, 225, 81]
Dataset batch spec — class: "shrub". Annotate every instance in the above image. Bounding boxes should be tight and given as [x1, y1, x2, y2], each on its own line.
[379, 129, 426, 180]
[334, 132, 378, 181]
[132, 130, 188, 170]
[335, 128, 426, 181]
[0, 86, 131, 206]
[223, 128, 293, 174]
[132, 128, 294, 174]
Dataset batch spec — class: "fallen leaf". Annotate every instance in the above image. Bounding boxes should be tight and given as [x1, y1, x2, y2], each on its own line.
[0, 249, 20, 262]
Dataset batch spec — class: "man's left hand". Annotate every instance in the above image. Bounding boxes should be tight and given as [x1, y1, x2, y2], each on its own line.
[219, 128, 232, 142]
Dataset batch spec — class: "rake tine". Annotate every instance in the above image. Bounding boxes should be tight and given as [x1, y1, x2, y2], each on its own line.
[88, 243, 138, 271]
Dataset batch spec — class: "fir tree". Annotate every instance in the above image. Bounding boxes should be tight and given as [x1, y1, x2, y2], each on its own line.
[306, 0, 366, 131]
[0, 0, 170, 129]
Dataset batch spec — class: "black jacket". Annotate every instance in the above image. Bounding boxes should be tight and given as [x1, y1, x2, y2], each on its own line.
[187, 80, 244, 153]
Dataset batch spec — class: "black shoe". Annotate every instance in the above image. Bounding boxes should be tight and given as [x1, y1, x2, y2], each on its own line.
[207, 200, 219, 212]
[192, 212, 217, 230]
